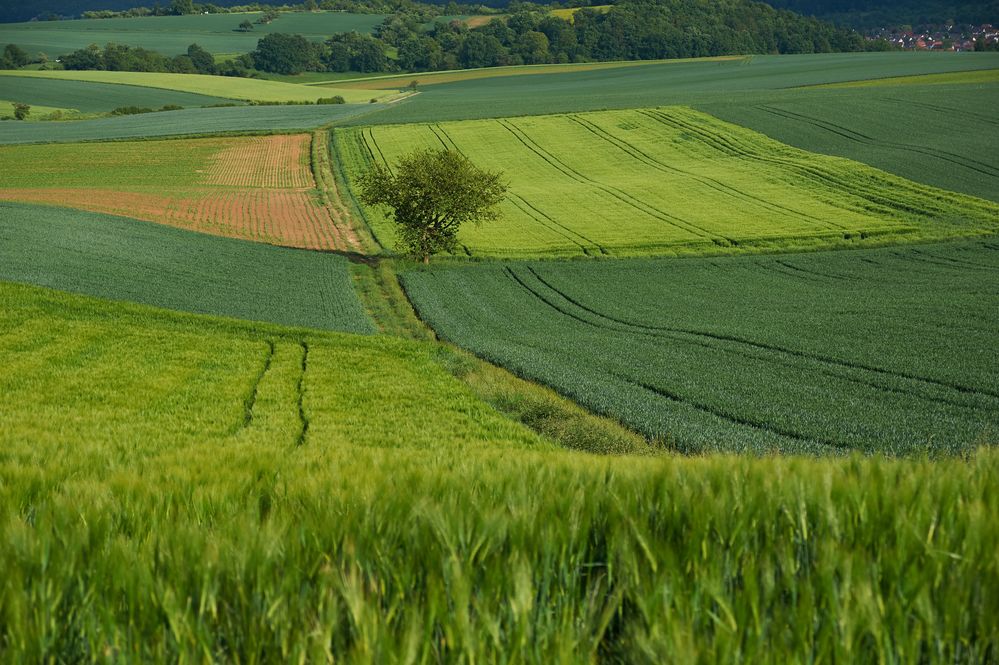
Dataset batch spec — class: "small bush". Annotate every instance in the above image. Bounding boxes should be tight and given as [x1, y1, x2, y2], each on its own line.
[13, 102, 30, 120]
[159, 104, 183, 111]
[110, 106, 154, 116]
[316, 96, 346, 105]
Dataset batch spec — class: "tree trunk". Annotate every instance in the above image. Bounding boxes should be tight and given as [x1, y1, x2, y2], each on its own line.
[423, 253, 430, 265]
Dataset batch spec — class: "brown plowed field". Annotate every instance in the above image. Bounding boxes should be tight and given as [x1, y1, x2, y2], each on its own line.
[0, 188, 343, 250]
[203, 135, 314, 189]
[0, 134, 362, 251]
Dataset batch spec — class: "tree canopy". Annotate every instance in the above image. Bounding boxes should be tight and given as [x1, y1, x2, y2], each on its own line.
[358, 149, 507, 263]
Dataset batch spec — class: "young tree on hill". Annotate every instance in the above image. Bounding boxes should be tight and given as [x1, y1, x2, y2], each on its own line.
[13, 103, 30, 120]
[358, 149, 507, 264]
[238, 19, 254, 32]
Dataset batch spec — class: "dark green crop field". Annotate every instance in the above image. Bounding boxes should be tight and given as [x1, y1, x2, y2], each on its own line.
[403, 241, 999, 456]
[0, 202, 372, 333]
[0, 11, 388, 56]
[0, 103, 380, 144]
[700, 82, 999, 203]
[351, 53, 999, 126]
[0, 75, 232, 114]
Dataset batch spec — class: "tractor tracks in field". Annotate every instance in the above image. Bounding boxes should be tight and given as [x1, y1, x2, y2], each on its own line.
[753, 104, 999, 180]
[503, 265, 999, 414]
[568, 113, 835, 231]
[237, 339, 310, 446]
[494, 117, 730, 246]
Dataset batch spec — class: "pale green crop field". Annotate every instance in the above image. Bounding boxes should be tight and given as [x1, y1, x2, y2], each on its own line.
[337, 106, 999, 257]
[0, 70, 393, 104]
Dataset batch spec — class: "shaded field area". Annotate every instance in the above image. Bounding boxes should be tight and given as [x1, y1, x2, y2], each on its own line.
[0, 11, 387, 56]
[0, 75, 231, 113]
[347, 52, 999, 126]
[403, 241, 999, 456]
[701, 82, 999, 202]
[0, 134, 359, 249]
[0, 71, 389, 104]
[1, 280, 997, 661]
[338, 107, 999, 257]
[0, 202, 372, 332]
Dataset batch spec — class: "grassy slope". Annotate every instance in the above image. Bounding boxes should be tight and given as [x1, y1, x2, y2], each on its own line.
[0, 74, 232, 112]
[0, 201, 372, 333]
[0, 103, 380, 145]
[1, 279, 997, 661]
[0, 11, 387, 56]
[0, 70, 392, 104]
[337, 106, 999, 257]
[402, 240, 999, 456]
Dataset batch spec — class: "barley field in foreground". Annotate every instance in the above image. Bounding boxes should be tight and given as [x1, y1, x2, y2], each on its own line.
[1, 281, 997, 662]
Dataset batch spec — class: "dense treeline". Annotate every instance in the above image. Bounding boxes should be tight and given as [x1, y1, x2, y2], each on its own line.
[247, 0, 883, 75]
[759, 0, 998, 28]
[59, 42, 219, 73]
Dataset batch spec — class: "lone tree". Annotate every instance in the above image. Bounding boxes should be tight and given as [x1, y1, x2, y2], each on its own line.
[13, 102, 30, 120]
[359, 149, 507, 263]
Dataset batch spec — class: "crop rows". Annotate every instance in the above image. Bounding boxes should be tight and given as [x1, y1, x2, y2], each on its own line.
[402, 240, 999, 456]
[203, 134, 314, 189]
[339, 106, 999, 257]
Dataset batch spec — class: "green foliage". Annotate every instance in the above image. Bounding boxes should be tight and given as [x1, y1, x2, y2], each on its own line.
[238, 19, 255, 32]
[359, 148, 507, 262]
[1, 43, 30, 69]
[12, 101, 29, 119]
[315, 94, 345, 103]
[340, 106, 999, 258]
[403, 240, 999, 456]
[252, 32, 318, 74]
[1, 281, 998, 660]
[0, 201, 373, 333]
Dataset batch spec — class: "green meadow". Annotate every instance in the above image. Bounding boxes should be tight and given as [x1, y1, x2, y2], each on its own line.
[338, 107, 999, 257]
